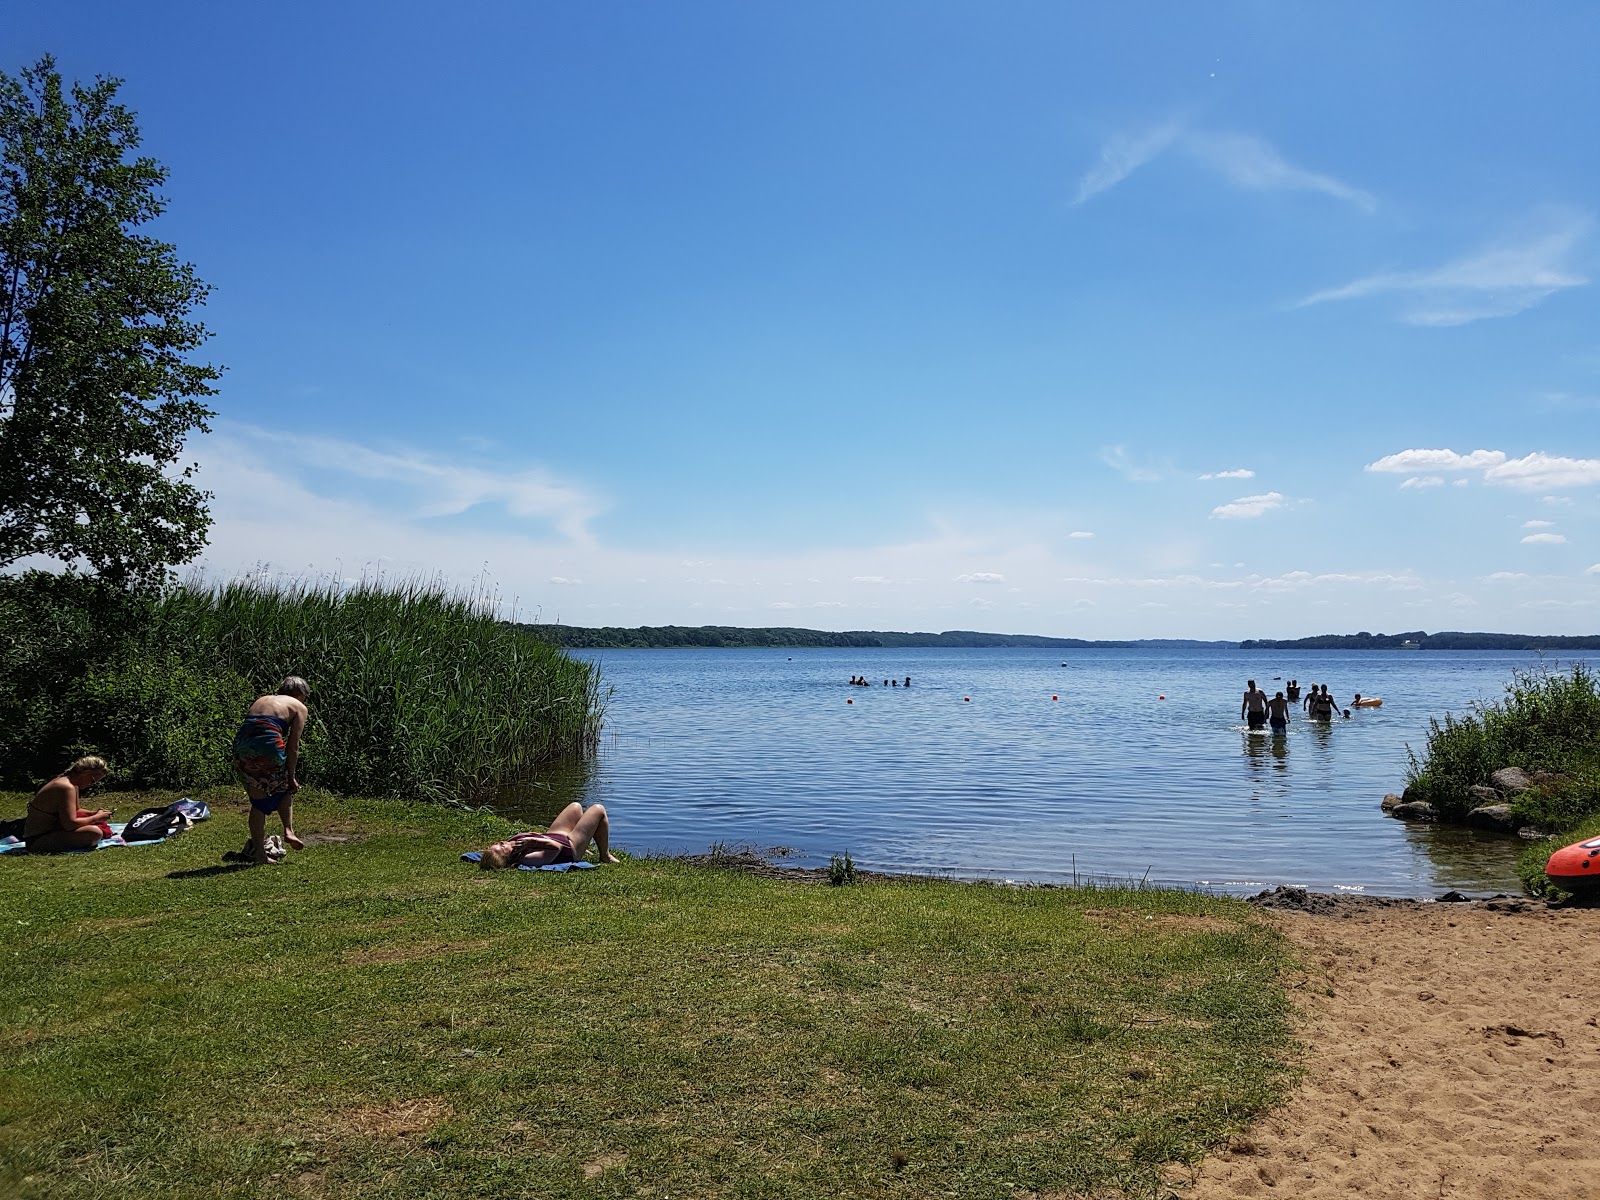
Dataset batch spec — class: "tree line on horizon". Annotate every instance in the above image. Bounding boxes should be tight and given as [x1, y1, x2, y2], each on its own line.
[1241, 631, 1600, 651]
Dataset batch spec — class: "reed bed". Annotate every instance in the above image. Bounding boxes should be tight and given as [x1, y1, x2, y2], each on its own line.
[1, 571, 604, 802]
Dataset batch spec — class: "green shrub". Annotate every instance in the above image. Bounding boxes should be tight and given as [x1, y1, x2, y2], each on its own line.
[828, 850, 857, 886]
[0, 572, 604, 802]
[1518, 813, 1600, 899]
[1405, 663, 1600, 823]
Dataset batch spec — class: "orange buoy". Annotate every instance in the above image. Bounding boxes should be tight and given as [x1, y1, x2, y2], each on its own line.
[1544, 835, 1600, 893]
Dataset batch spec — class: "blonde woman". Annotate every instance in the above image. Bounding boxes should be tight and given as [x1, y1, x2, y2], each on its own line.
[25, 757, 113, 853]
[479, 802, 619, 869]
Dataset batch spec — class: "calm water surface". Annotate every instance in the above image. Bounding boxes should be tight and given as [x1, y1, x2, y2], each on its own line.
[504, 647, 1546, 896]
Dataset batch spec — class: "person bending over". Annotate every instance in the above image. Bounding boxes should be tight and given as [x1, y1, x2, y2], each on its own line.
[24, 756, 113, 853]
[233, 677, 310, 864]
[479, 802, 619, 869]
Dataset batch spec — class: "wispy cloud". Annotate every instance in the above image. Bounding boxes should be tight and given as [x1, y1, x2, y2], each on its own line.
[1073, 119, 1185, 204]
[219, 425, 604, 542]
[1099, 444, 1163, 482]
[1485, 571, 1530, 581]
[1522, 533, 1567, 545]
[1211, 492, 1284, 520]
[956, 572, 1006, 584]
[1522, 519, 1555, 529]
[1074, 122, 1372, 211]
[1199, 468, 1254, 480]
[1182, 132, 1375, 212]
[1399, 476, 1444, 490]
[1299, 210, 1590, 325]
[1067, 531, 1095, 539]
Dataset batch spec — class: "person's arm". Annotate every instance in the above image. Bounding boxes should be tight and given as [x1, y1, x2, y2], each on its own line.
[54, 782, 108, 829]
[508, 834, 560, 867]
[1240, 694, 1247, 719]
[285, 703, 306, 791]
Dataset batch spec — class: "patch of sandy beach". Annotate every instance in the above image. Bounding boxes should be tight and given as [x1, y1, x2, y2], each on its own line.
[1178, 895, 1600, 1200]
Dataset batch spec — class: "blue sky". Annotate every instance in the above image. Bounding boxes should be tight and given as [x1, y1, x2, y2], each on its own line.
[11, 2, 1599, 636]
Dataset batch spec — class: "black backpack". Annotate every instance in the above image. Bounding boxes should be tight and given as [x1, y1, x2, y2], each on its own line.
[121, 807, 187, 842]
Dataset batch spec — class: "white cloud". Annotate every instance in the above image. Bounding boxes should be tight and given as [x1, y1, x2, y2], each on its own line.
[1299, 210, 1590, 325]
[1485, 571, 1530, 582]
[1485, 453, 1600, 490]
[1198, 468, 1254, 480]
[956, 572, 1006, 584]
[851, 575, 890, 584]
[1182, 132, 1375, 212]
[1366, 449, 1507, 473]
[1073, 119, 1186, 204]
[1210, 492, 1284, 520]
[548, 576, 581, 585]
[1521, 533, 1568, 544]
[1399, 476, 1444, 490]
[1068, 531, 1095, 539]
[1587, 564, 1600, 575]
[1522, 519, 1555, 528]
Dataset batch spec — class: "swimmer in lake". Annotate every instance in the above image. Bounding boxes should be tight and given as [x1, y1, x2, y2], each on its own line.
[1267, 691, 1290, 734]
[1241, 679, 1269, 730]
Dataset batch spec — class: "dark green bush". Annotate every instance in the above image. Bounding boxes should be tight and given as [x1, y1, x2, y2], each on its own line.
[1405, 663, 1600, 823]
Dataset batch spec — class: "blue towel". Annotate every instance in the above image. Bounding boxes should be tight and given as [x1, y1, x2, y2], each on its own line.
[460, 850, 596, 872]
[0, 822, 173, 856]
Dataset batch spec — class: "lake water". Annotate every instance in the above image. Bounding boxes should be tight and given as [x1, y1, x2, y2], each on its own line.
[503, 647, 1554, 897]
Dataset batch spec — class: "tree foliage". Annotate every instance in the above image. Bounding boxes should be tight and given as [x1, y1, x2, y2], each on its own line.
[0, 54, 219, 589]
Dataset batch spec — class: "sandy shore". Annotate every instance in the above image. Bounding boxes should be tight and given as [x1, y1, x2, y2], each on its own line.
[1179, 891, 1600, 1200]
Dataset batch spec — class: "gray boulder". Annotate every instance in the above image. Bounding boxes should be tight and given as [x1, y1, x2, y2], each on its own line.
[1381, 793, 1405, 812]
[1466, 804, 1519, 833]
[1389, 800, 1437, 822]
[1468, 784, 1501, 805]
[1490, 767, 1532, 793]
[1530, 770, 1568, 789]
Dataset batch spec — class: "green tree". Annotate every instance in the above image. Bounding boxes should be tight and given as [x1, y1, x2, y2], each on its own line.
[0, 54, 219, 590]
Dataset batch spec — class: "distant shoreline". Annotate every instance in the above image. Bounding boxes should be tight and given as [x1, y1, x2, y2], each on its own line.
[516, 623, 1600, 652]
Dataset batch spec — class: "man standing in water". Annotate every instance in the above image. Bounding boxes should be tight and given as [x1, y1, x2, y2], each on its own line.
[1268, 690, 1291, 734]
[1241, 679, 1269, 730]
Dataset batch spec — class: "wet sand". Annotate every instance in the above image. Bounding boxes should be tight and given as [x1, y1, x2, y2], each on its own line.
[1179, 892, 1600, 1199]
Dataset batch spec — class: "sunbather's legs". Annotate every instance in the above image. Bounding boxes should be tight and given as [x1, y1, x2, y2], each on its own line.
[545, 802, 585, 837]
[569, 803, 619, 863]
[26, 827, 102, 853]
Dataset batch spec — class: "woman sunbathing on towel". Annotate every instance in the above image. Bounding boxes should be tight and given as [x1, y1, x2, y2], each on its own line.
[24, 756, 113, 853]
[479, 802, 620, 869]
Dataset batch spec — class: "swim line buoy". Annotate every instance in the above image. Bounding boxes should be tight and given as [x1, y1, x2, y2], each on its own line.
[1545, 835, 1600, 893]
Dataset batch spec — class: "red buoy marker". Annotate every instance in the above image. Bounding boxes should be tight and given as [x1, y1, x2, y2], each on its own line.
[964, 696, 970, 702]
[1159, 695, 1165, 700]
[846, 698, 852, 704]
[1052, 695, 1058, 701]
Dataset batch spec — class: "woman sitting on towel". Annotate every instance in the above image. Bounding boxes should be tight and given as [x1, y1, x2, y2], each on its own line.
[479, 802, 620, 869]
[24, 756, 113, 853]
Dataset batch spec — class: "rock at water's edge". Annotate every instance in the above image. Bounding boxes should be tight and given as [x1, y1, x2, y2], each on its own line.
[1490, 766, 1532, 794]
[1389, 800, 1437, 822]
[1466, 804, 1519, 833]
[1468, 784, 1501, 805]
[1381, 793, 1405, 812]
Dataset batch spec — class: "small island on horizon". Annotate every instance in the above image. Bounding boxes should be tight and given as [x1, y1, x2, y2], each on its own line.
[518, 624, 1600, 651]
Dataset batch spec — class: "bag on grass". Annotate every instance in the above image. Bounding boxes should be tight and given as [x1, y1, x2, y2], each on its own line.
[121, 807, 189, 842]
[0, 817, 25, 839]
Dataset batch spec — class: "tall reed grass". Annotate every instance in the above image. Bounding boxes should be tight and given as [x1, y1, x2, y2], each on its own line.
[1, 571, 604, 802]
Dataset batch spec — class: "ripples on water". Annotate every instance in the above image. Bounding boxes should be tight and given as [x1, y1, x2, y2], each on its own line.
[496, 647, 1546, 896]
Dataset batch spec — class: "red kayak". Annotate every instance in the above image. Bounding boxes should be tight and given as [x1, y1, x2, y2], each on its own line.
[1545, 835, 1600, 893]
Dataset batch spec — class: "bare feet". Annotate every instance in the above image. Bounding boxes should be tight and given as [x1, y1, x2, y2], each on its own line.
[283, 830, 305, 850]
[599, 852, 622, 864]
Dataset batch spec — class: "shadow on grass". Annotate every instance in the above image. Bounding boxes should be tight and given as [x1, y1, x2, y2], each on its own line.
[166, 863, 259, 880]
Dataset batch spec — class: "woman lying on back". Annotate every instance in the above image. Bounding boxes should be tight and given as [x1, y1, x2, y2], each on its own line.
[25, 756, 113, 853]
[479, 802, 620, 869]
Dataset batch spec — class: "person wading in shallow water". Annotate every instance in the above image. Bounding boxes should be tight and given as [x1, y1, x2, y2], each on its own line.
[232, 677, 310, 864]
[1267, 691, 1291, 734]
[1241, 679, 1269, 730]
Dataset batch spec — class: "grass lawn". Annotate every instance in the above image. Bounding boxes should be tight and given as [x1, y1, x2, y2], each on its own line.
[0, 790, 1298, 1200]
